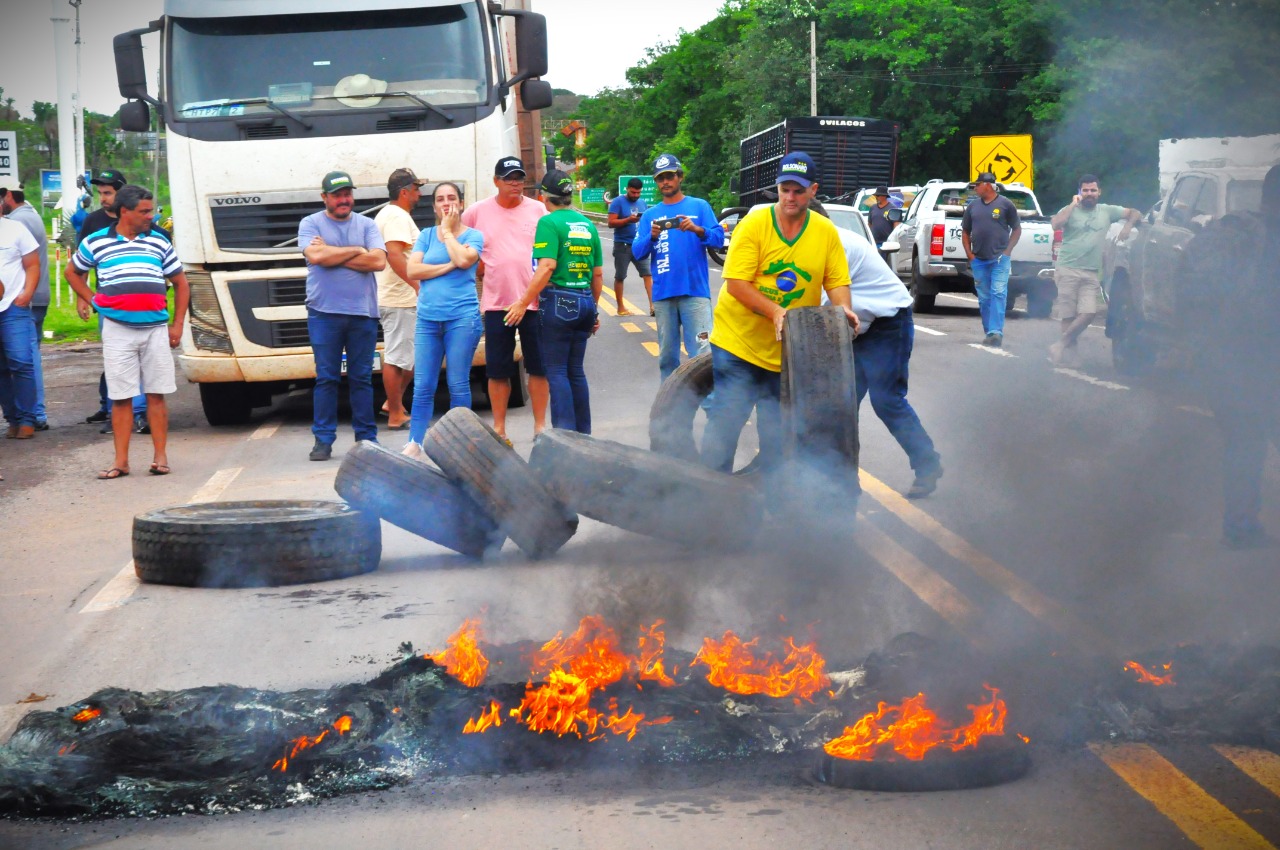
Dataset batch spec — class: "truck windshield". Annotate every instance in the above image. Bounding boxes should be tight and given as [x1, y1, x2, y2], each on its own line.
[170, 5, 488, 120]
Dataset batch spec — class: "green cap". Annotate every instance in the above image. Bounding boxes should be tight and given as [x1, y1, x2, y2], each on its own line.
[321, 171, 354, 193]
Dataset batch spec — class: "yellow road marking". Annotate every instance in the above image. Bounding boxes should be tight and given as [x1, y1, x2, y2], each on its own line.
[190, 467, 244, 503]
[1215, 745, 1280, 798]
[641, 341, 659, 357]
[249, 419, 282, 440]
[1091, 743, 1274, 850]
[859, 470, 1110, 657]
[856, 517, 988, 649]
[647, 321, 658, 331]
[596, 296, 618, 317]
[619, 295, 646, 315]
[620, 322, 642, 333]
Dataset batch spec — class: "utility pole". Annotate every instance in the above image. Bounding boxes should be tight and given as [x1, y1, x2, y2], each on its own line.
[71, 0, 85, 183]
[50, 0, 78, 227]
[810, 20, 817, 117]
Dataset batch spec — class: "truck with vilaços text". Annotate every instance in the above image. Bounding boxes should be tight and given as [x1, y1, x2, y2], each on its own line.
[113, 0, 553, 425]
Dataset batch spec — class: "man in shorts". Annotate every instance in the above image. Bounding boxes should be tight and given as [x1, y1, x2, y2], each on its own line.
[462, 156, 548, 441]
[374, 167, 424, 429]
[64, 185, 190, 478]
[607, 177, 652, 315]
[1048, 174, 1140, 366]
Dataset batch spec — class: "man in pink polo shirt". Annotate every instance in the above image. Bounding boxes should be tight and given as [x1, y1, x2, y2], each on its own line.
[462, 156, 548, 440]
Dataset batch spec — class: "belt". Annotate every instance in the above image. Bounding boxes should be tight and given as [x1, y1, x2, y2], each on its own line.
[546, 286, 592, 295]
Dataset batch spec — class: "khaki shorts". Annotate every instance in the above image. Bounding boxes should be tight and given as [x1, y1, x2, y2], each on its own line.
[1052, 266, 1101, 320]
[379, 306, 417, 369]
[102, 320, 177, 400]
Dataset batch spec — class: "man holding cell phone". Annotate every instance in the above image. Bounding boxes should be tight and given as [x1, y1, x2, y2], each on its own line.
[606, 177, 652, 316]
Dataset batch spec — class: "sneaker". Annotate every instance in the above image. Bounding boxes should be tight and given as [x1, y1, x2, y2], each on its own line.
[85, 409, 109, 424]
[309, 440, 333, 461]
[981, 332, 998, 347]
[989, 333, 1003, 349]
[99, 421, 113, 434]
[134, 414, 151, 435]
[34, 421, 49, 431]
[907, 466, 943, 499]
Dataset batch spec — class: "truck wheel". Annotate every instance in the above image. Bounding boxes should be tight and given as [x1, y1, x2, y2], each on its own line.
[1025, 279, 1055, 319]
[706, 207, 748, 267]
[423, 407, 578, 559]
[508, 358, 528, 409]
[782, 306, 859, 490]
[911, 254, 937, 312]
[334, 441, 503, 559]
[1108, 282, 1154, 375]
[199, 382, 254, 426]
[528, 429, 762, 549]
[133, 500, 381, 587]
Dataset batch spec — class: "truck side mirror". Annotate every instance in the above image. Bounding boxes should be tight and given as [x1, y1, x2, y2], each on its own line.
[520, 80, 553, 111]
[887, 208, 904, 222]
[514, 14, 549, 80]
[120, 100, 151, 133]
[113, 26, 161, 107]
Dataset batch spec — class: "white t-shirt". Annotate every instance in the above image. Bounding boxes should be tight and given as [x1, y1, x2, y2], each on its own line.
[374, 204, 421, 310]
[824, 226, 912, 334]
[0, 217, 39, 312]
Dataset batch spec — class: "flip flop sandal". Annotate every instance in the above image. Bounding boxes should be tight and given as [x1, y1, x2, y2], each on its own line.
[149, 463, 172, 475]
[98, 467, 130, 480]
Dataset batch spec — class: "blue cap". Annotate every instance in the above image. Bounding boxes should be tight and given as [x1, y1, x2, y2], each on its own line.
[652, 153, 683, 176]
[776, 151, 817, 188]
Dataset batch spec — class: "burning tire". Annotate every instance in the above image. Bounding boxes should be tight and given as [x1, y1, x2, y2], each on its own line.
[528, 428, 763, 548]
[133, 500, 381, 587]
[648, 351, 766, 478]
[781, 306, 859, 493]
[423, 407, 578, 559]
[813, 737, 1031, 792]
[334, 441, 503, 559]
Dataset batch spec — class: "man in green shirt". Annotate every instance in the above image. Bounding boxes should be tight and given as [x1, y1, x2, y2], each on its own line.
[505, 170, 603, 433]
[1048, 174, 1140, 365]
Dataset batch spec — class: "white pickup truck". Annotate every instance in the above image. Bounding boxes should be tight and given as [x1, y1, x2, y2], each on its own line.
[886, 179, 1056, 315]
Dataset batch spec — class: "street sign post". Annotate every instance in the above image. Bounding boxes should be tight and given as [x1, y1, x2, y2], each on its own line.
[40, 168, 93, 207]
[970, 135, 1033, 188]
[0, 132, 17, 188]
[618, 175, 659, 204]
[580, 187, 606, 205]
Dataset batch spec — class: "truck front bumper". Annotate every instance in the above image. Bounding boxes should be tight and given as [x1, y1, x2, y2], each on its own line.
[179, 353, 318, 384]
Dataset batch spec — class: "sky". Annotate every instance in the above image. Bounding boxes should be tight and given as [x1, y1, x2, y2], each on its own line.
[2, 0, 728, 118]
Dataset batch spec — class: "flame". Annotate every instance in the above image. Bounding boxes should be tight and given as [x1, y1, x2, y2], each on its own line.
[71, 707, 101, 723]
[823, 685, 1009, 762]
[463, 700, 504, 734]
[426, 618, 490, 687]
[694, 631, 830, 701]
[271, 715, 354, 772]
[1124, 661, 1175, 686]
[637, 620, 677, 687]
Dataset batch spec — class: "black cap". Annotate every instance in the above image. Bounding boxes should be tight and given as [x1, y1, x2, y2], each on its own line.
[495, 156, 526, 179]
[90, 169, 126, 188]
[539, 169, 575, 198]
[387, 167, 425, 196]
[873, 186, 890, 196]
[972, 172, 998, 185]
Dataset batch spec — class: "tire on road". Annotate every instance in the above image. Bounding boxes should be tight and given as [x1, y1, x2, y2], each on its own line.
[423, 407, 578, 559]
[334, 441, 503, 559]
[910, 253, 937, 313]
[133, 500, 382, 587]
[199, 382, 254, 426]
[782, 306, 860, 495]
[529, 428, 763, 549]
[1024, 278, 1055, 319]
[813, 738, 1031, 792]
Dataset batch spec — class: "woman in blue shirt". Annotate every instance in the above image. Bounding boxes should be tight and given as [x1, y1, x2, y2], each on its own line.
[405, 182, 485, 446]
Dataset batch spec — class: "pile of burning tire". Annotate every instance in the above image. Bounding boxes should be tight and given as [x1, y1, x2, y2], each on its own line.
[131, 307, 861, 587]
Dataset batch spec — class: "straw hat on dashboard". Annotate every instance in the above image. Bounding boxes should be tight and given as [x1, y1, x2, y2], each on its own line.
[334, 74, 388, 108]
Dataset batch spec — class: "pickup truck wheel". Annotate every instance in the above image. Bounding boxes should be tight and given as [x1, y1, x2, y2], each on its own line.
[1025, 280, 1055, 319]
[706, 207, 748, 267]
[199, 382, 254, 426]
[423, 407, 578, 559]
[910, 255, 937, 313]
[1109, 283, 1154, 375]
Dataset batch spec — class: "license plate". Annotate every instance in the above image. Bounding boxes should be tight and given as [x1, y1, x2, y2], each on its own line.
[340, 351, 382, 375]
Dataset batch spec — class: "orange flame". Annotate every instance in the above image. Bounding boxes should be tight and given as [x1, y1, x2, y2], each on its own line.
[426, 619, 490, 687]
[271, 714, 354, 772]
[637, 620, 678, 687]
[823, 685, 1009, 762]
[71, 708, 101, 724]
[1124, 661, 1175, 686]
[694, 631, 830, 701]
[463, 700, 504, 734]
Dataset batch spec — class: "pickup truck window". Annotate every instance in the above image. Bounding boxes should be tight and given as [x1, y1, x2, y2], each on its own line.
[171, 4, 488, 119]
[1164, 176, 1211, 228]
[934, 188, 1038, 212]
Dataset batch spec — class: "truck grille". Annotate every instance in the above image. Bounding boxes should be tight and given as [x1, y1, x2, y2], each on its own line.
[271, 320, 312, 348]
[228, 277, 385, 350]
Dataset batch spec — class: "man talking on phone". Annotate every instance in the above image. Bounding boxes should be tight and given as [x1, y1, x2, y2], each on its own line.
[606, 177, 652, 315]
[631, 154, 724, 382]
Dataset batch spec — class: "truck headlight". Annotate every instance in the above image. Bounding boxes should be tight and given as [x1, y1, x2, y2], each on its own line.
[186, 268, 233, 354]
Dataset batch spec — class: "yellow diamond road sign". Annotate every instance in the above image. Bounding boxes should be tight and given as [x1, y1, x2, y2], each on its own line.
[970, 135, 1033, 188]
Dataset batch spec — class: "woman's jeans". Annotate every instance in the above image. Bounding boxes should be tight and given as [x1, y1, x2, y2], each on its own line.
[409, 313, 483, 445]
[538, 288, 597, 434]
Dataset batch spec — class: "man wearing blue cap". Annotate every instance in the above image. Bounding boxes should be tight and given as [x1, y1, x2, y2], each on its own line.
[632, 154, 724, 382]
[702, 151, 859, 474]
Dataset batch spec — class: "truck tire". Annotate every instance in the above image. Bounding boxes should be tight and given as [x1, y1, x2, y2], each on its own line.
[706, 207, 748, 267]
[1025, 279, 1055, 319]
[910, 254, 937, 313]
[423, 407, 578, 559]
[528, 429, 762, 549]
[782, 306, 860, 490]
[334, 441, 503, 559]
[133, 500, 381, 587]
[1107, 279, 1154, 375]
[199, 382, 254, 426]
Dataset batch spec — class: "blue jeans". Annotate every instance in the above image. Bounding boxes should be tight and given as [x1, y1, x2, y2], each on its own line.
[308, 308, 379, 445]
[30, 306, 47, 423]
[971, 255, 1010, 336]
[538, 288, 597, 434]
[0, 305, 38, 427]
[654, 295, 712, 383]
[409, 312, 483, 445]
[701, 343, 781, 474]
[855, 307, 940, 474]
[97, 313, 146, 416]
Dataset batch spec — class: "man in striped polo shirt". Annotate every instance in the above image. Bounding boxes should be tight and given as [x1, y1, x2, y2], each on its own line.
[65, 185, 190, 479]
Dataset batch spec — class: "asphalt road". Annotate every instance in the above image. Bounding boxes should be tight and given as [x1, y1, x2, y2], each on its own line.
[2, 232, 1279, 849]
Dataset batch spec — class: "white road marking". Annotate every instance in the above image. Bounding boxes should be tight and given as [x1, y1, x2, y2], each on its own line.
[249, 419, 282, 440]
[1053, 368, 1130, 391]
[189, 467, 243, 503]
[967, 343, 1017, 358]
[941, 293, 980, 304]
[914, 325, 946, 336]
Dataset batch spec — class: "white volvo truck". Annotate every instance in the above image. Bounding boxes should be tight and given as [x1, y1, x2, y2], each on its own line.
[113, 0, 552, 424]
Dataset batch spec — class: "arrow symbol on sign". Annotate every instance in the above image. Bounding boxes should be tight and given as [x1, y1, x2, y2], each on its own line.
[1001, 167, 1017, 181]
[995, 154, 1012, 163]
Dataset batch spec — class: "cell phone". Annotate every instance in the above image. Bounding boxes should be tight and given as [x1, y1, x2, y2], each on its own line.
[655, 218, 678, 230]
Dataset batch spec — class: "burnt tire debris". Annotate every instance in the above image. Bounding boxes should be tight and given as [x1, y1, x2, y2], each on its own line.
[423, 407, 578, 559]
[132, 500, 381, 588]
[335, 441, 503, 559]
[528, 428, 763, 549]
[813, 736, 1031, 791]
